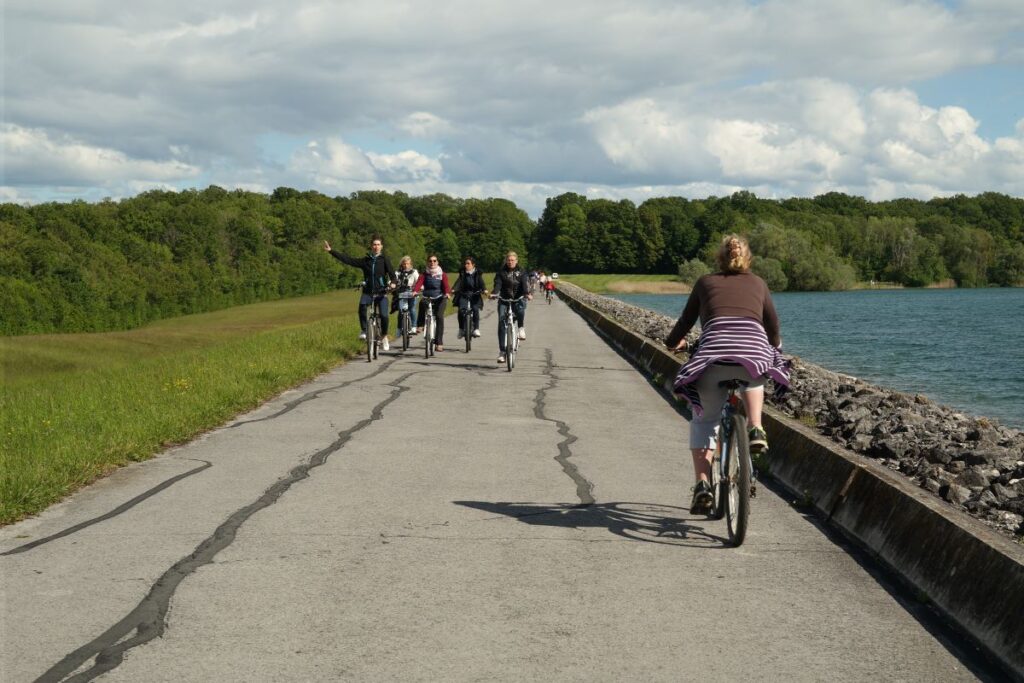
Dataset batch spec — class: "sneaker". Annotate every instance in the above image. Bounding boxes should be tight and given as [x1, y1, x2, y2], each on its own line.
[435, 345, 444, 352]
[457, 329, 465, 339]
[518, 328, 526, 341]
[358, 332, 367, 340]
[472, 329, 481, 338]
[749, 426, 769, 452]
[381, 337, 390, 351]
[411, 328, 419, 335]
[690, 480, 714, 515]
[497, 355, 506, 363]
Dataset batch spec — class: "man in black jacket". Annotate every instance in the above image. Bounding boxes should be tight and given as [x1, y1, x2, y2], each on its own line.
[489, 251, 532, 363]
[323, 235, 397, 348]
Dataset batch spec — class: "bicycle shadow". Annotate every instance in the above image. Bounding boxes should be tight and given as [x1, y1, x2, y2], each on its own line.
[453, 500, 730, 548]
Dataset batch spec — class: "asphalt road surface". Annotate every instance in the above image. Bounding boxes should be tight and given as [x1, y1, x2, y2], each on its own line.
[1, 296, 991, 681]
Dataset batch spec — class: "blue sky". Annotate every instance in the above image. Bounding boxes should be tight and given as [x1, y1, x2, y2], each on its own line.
[3, 0, 1022, 216]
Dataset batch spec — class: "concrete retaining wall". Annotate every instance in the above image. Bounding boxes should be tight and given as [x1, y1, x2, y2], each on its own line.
[558, 287, 1024, 679]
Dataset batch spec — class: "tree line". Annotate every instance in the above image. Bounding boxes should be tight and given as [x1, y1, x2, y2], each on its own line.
[2, 187, 1022, 335]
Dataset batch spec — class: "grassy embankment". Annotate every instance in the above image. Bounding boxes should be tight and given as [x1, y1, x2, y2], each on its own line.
[0, 290, 372, 526]
[558, 274, 687, 294]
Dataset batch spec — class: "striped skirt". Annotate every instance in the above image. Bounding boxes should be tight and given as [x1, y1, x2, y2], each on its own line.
[673, 316, 791, 418]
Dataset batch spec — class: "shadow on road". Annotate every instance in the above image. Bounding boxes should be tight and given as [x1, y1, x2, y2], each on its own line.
[453, 500, 730, 548]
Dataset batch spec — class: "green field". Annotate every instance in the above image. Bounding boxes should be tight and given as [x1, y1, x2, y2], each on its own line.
[0, 290, 374, 525]
[557, 273, 683, 293]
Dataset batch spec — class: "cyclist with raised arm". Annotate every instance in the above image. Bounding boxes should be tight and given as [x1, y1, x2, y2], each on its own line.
[412, 254, 451, 352]
[453, 256, 486, 340]
[664, 234, 790, 514]
[324, 234, 396, 350]
[490, 251, 531, 364]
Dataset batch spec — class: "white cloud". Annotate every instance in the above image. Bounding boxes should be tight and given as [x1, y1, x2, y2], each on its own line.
[1, 124, 200, 186]
[3, 1, 1023, 208]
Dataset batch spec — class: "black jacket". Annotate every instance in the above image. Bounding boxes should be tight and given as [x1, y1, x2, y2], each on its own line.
[492, 266, 530, 300]
[329, 250, 396, 294]
[453, 270, 486, 308]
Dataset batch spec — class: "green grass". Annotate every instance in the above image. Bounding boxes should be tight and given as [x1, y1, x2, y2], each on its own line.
[0, 290, 371, 525]
[558, 273, 681, 293]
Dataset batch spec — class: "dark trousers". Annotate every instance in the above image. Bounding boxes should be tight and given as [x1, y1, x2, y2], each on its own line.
[359, 296, 389, 335]
[457, 295, 482, 331]
[418, 297, 447, 344]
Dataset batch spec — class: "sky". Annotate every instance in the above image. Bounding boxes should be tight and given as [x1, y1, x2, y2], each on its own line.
[2, 0, 1023, 216]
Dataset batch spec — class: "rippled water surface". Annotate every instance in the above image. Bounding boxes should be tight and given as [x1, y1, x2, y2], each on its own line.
[610, 288, 1024, 429]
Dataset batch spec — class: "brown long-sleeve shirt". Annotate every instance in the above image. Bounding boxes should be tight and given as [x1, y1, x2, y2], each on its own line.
[665, 271, 781, 348]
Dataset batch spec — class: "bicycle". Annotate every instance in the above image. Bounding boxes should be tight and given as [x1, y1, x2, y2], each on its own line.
[397, 291, 416, 351]
[458, 291, 484, 353]
[364, 287, 389, 363]
[710, 378, 753, 546]
[421, 294, 445, 358]
[545, 287, 553, 304]
[495, 295, 524, 372]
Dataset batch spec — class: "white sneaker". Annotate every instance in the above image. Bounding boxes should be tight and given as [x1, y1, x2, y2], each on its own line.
[457, 329, 465, 339]
[518, 328, 526, 340]
[381, 337, 390, 351]
[359, 332, 367, 340]
[497, 355, 506, 363]
[472, 329, 481, 338]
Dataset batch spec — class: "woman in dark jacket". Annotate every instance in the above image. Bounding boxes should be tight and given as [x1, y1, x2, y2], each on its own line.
[412, 255, 452, 351]
[453, 256, 486, 339]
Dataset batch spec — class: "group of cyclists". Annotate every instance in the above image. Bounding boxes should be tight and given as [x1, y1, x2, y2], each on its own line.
[325, 232, 790, 516]
[323, 236, 544, 362]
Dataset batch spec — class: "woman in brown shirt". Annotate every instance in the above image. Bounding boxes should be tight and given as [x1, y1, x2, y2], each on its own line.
[666, 235, 790, 514]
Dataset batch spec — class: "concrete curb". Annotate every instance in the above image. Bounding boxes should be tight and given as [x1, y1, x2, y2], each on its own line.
[557, 287, 1024, 679]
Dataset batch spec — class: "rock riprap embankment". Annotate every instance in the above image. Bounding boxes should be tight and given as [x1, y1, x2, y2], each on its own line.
[559, 282, 1024, 538]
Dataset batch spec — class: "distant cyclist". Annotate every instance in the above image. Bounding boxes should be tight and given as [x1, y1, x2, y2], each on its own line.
[453, 256, 486, 340]
[412, 254, 452, 352]
[544, 275, 556, 301]
[665, 234, 790, 514]
[490, 251, 532, 364]
[324, 235, 397, 350]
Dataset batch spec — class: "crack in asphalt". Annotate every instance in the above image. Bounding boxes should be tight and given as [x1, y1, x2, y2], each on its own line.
[228, 356, 401, 428]
[534, 348, 595, 505]
[35, 373, 415, 683]
[2, 460, 213, 557]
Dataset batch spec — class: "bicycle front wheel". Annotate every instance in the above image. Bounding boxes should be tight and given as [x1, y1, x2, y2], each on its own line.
[402, 312, 410, 351]
[464, 310, 472, 352]
[424, 316, 432, 358]
[725, 413, 751, 546]
[366, 318, 374, 363]
[506, 324, 515, 372]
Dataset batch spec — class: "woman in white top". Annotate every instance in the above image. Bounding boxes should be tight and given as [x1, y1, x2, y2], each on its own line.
[391, 255, 420, 335]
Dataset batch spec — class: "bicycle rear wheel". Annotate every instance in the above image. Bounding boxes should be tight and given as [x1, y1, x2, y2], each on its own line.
[725, 413, 751, 546]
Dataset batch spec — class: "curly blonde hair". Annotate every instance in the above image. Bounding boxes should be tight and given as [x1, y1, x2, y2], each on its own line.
[716, 234, 752, 273]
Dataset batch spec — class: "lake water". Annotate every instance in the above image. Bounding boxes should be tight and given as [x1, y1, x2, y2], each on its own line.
[609, 288, 1024, 429]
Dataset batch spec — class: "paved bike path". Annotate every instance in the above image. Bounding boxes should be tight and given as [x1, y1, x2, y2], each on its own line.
[1, 297, 985, 681]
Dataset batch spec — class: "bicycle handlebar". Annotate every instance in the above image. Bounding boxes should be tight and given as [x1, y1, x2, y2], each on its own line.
[493, 295, 525, 302]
